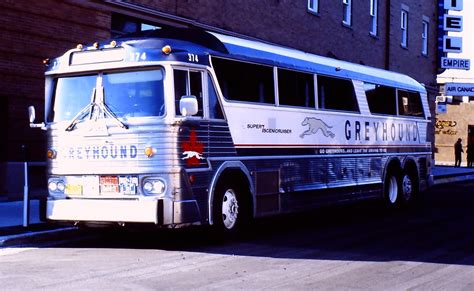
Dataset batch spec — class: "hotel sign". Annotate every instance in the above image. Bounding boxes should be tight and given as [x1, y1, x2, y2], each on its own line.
[441, 56, 470, 70]
[439, 0, 469, 70]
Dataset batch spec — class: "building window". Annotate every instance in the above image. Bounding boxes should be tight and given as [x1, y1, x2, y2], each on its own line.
[422, 17, 429, 56]
[308, 0, 319, 14]
[370, 0, 378, 36]
[111, 13, 166, 37]
[343, 0, 352, 26]
[400, 9, 408, 48]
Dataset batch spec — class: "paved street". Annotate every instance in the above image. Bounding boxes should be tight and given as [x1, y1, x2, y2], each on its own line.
[1, 181, 474, 289]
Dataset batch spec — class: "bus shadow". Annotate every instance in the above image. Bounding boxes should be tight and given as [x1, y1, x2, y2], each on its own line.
[58, 182, 474, 266]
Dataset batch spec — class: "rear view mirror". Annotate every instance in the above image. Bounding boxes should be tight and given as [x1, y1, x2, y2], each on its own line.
[28, 106, 36, 123]
[179, 95, 198, 116]
[28, 105, 46, 130]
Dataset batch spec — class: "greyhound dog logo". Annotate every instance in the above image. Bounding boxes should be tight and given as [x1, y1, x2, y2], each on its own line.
[300, 117, 335, 138]
[182, 130, 205, 166]
[182, 151, 204, 160]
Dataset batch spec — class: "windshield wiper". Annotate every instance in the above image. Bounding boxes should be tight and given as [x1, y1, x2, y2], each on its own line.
[65, 86, 128, 131]
[94, 85, 128, 129]
[65, 88, 96, 131]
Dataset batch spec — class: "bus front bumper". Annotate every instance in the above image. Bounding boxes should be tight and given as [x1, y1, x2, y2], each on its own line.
[46, 198, 201, 225]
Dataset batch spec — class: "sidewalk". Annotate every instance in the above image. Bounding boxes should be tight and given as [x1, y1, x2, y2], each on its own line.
[2, 165, 474, 247]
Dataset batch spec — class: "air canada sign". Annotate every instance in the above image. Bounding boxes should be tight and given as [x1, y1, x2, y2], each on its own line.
[445, 83, 474, 96]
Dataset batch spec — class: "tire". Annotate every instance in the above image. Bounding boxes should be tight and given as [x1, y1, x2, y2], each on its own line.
[384, 169, 401, 207]
[400, 168, 418, 205]
[213, 180, 250, 233]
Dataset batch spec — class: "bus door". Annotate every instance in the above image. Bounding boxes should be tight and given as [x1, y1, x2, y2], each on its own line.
[173, 68, 209, 169]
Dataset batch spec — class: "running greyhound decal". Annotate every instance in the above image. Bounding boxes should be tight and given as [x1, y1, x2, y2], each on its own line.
[182, 151, 204, 160]
[300, 117, 335, 138]
[182, 130, 205, 166]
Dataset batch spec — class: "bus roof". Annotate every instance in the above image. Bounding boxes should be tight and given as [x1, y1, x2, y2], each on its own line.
[49, 28, 425, 93]
[208, 32, 425, 93]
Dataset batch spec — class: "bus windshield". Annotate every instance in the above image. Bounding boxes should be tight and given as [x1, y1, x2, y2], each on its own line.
[48, 69, 165, 122]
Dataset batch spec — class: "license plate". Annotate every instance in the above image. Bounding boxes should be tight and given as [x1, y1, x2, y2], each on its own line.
[119, 176, 138, 195]
[100, 176, 119, 194]
[65, 184, 83, 196]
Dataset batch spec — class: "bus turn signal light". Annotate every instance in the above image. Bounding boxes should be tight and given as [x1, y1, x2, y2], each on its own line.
[162, 45, 172, 55]
[47, 149, 57, 159]
[144, 146, 154, 158]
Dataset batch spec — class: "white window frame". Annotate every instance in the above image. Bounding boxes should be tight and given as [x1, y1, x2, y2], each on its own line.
[308, 0, 319, 14]
[422, 16, 429, 56]
[370, 0, 378, 36]
[343, 0, 352, 26]
[401, 8, 409, 48]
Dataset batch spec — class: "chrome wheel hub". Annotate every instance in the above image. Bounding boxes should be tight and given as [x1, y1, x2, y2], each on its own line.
[402, 174, 412, 201]
[388, 176, 398, 204]
[222, 189, 239, 230]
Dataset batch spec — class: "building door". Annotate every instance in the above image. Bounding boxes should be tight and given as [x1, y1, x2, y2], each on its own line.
[467, 125, 474, 167]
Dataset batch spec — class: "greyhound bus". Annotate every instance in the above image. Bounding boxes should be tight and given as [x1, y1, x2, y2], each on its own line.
[29, 28, 433, 232]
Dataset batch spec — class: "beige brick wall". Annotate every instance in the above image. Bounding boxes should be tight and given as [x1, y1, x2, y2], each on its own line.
[435, 102, 474, 165]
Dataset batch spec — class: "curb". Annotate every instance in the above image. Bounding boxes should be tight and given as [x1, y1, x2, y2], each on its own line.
[0, 227, 77, 247]
[434, 174, 474, 185]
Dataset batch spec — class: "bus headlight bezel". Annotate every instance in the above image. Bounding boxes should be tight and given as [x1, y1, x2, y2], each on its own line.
[48, 178, 65, 196]
[142, 178, 167, 196]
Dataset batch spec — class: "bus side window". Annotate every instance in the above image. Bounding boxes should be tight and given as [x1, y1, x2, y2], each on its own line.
[397, 90, 424, 118]
[208, 75, 224, 119]
[174, 69, 203, 117]
[365, 83, 397, 115]
[174, 70, 188, 116]
[318, 75, 359, 112]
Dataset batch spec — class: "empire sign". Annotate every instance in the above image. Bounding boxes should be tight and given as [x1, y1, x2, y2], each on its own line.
[439, 0, 470, 70]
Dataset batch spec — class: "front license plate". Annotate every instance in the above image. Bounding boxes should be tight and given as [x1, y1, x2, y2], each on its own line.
[119, 176, 138, 195]
[100, 176, 119, 194]
[65, 184, 82, 196]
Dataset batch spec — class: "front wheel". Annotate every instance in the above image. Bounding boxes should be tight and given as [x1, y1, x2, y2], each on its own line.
[213, 181, 250, 233]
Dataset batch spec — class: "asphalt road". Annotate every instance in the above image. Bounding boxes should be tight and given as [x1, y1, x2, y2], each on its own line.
[1, 181, 474, 289]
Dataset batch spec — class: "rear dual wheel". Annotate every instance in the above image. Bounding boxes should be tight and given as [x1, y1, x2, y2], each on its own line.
[384, 167, 418, 207]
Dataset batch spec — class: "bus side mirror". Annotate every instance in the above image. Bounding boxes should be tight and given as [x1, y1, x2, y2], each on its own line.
[28, 105, 46, 129]
[179, 95, 198, 116]
[28, 105, 36, 123]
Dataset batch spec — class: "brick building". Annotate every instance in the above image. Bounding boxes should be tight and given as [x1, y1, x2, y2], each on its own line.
[0, 0, 438, 197]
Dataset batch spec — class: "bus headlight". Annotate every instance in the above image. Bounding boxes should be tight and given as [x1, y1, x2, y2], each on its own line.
[142, 178, 166, 196]
[48, 178, 65, 195]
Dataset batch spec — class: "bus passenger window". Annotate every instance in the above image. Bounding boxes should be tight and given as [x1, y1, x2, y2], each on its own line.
[212, 57, 275, 105]
[278, 68, 315, 108]
[398, 90, 424, 117]
[364, 83, 396, 115]
[317, 75, 358, 112]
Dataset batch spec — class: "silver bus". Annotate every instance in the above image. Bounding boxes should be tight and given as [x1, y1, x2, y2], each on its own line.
[29, 29, 433, 232]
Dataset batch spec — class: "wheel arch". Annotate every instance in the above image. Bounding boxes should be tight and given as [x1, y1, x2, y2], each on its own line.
[208, 161, 255, 225]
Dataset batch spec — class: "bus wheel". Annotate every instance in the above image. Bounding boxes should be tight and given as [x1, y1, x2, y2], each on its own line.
[401, 168, 418, 204]
[213, 181, 249, 233]
[384, 170, 400, 206]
